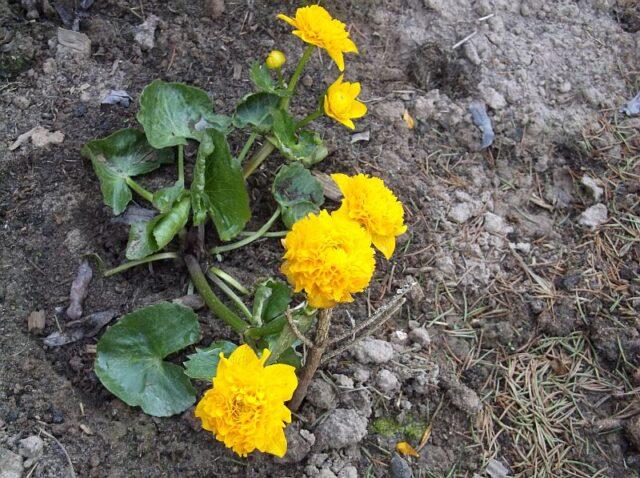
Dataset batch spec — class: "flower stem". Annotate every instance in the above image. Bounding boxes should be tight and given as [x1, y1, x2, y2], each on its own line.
[296, 108, 323, 130]
[208, 267, 250, 295]
[242, 141, 275, 178]
[206, 270, 253, 320]
[244, 315, 286, 339]
[184, 254, 248, 334]
[240, 230, 287, 238]
[104, 252, 179, 277]
[211, 207, 281, 255]
[281, 45, 314, 110]
[178, 144, 185, 185]
[237, 132, 258, 164]
[289, 308, 333, 412]
[125, 177, 154, 203]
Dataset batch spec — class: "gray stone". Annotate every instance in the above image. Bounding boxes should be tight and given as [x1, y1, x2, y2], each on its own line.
[337, 465, 358, 478]
[353, 367, 370, 383]
[448, 202, 475, 223]
[307, 379, 337, 410]
[57, 28, 91, 59]
[376, 369, 400, 393]
[580, 175, 603, 202]
[333, 374, 354, 389]
[315, 409, 368, 450]
[19, 436, 44, 460]
[486, 458, 510, 478]
[446, 380, 482, 417]
[625, 415, 640, 451]
[390, 330, 409, 345]
[481, 86, 507, 110]
[277, 425, 315, 464]
[352, 338, 394, 364]
[483, 212, 513, 235]
[374, 100, 405, 121]
[0, 448, 23, 478]
[578, 204, 607, 229]
[134, 14, 160, 51]
[435, 256, 456, 275]
[408, 328, 431, 348]
[390, 454, 413, 478]
[204, 0, 225, 19]
[316, 468, 337, 478]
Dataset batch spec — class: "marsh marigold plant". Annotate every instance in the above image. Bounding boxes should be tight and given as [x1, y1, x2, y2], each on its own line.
[277, 5, 357, 71]
[281, 210, 375, 308]
[324, 75, 367, 130]
[332, 173, 407, 259]
[195, 345, 297, 457]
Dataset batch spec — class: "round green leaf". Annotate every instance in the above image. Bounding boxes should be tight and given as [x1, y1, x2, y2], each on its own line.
[183, 340, 238, 381]
[272, 163, 324, 227]
[94, 302, 200, 417]
[252, 279, 293, 325]
[270, 109, 329, 166]
[232, 92, 280, 132]
[137, 80, 231, 149]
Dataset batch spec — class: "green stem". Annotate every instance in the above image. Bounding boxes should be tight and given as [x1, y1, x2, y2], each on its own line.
[237, 132, 258, 164]
[242, 141, 275, 178]
[281, 45, 314, 110]
[296, 108, 323, 130]
[276, 68, 285, 88]
[211, 207, 281, 254]
[125, 177, 154, 203]
[245, 315, 286, 339]
[240, 230, 287, 238]
[206, 270, 253, 320]
[178, 144, 185, 185]
[184, 255, 248, 334]
[104, 252, 179, 277]
[209, 267, 250, 295]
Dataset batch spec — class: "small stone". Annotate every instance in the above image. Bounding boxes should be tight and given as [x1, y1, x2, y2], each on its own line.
[558, 81, 572, 93]
[390, 454, 413, 478]
[560, 272, 581, 291]
[436, 256, 456, 275]
[337, 465, 358, 478]
[204, 0, 225, 19]
[578, 204, 607, 229]
[302, 74, 313, 88]
[306, 379, 337, 410]
[448, 202, 474, 223]
[27, 310, 45, 335]
[463, 42, 482, 65]
[483, 212, 513, 235]
[390, 330, 409, 345]
[625, 415, 640, 451]
[408, 279, 424, 305]
[317, 469, 337, 478]
[408, 328, 431, 348]
[134, 14, 160, 51]
[333, 374, 354, 389]
[277, 424, 315, 463]
[352, 337, 394, 364]
[0, 447, 23, 478]
[353, 367, 370, 383]
[19, 436, 44, 460]
[42, 58, 57, 75]
[13, 96, 30, 110]
[57, 28, 91, 59]
[446, 380, 482, 417]
[315, 409, 368, 450]
[513, 242, 531, 254]
[374, 100, 405, 122]
[407, 320, 420, 330]
[376, 369, 400, 393]
[580, 175, 603, 202]
[481, 87, 507, 110]
[486, 458, 510, 478]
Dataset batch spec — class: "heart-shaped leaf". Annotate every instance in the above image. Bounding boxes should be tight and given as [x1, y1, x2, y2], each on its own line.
[270, 109, 328, 166]
[81, 128, 172, 215]
[252, 279, 293, 326]
[183, 340, 238, 381]
[137, 80, 231, 149]
[153, 183, 184, 213]
[272, 162, 324, 228]
[232, 92, 280, 132]
[94, 302, 200, 417]
[191, 130, 250, 241]
[249, 62, 289, 97]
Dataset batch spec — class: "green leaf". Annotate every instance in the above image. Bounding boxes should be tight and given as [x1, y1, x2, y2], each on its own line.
[125, 196, 190, 260]
[153, 183, 184, 213]
[264, 309, 315, 367]
[249, 62, 290, 97]
[272, 162, 324, 228]
[81, 128, 172, 215]
[152, 196, 190, 250]
[183, 341, 238, 381]
[270, 109, 329, 167]
[137, 80, 231, 149]
[196, 130, 251, 241]
[94, 302, 200, 417]
[252, 279, 293, 325]
[232, 93, 280, 132]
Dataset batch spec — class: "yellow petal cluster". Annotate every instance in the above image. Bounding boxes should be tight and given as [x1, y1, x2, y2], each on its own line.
[281, 210, 375, 308]
[332, 173, 407, 259]
[195, 345, 297, 458]
[277, 5, 357, 71]
[324, 75, 367, 130]
[266, 50, 286, 69]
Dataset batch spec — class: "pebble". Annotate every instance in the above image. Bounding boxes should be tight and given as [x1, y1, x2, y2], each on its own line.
[390, 330, 409, 345]
[337, 465, 358, 478]
[353, 367, 370, 383]
[446, 379, 482, 417]
[0, 447, 23, 478]
[578, 204, 607, 229]
[134, 14, 160, 51]
[481, 87, 507, 110]
[483, 212, 513, 235]
[57, 28, 91, 59]
[316, 469, 337, 478]
[306, 379, 337, 410]
[19, 436, 44, 460]
[408, 328, 431, 348]
[448, 202, 475, 223]
[390, 454, 413, 478]
[315, 409, 368, 450]
[352, 337, 394, 364]
[333, 374, 354, 389]
[376, 369, 400, 393]
[204, 0, 225, 19]
[277, 424, 315, 463]
[580, 175, 603, 202]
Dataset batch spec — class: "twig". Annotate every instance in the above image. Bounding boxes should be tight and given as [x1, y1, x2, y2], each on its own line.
[39, 428, 76, 478]
[452, 30, 478, 49]
[286, 308, 314, 348]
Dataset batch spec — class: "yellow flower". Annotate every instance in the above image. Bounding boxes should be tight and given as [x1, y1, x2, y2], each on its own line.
[281, 210, 375, 308]
[332, 173, 407, 259]
[324, 75, 367, 130]
[277, 5, 357, 71]
[194, 345, 297, 458]
[266, 50, 286, 69]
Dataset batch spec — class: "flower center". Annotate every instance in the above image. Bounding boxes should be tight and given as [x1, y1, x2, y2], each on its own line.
[230, 387, 265, 424]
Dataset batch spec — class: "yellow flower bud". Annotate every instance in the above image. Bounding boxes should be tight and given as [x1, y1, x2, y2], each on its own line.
[266, 50, 286, 69]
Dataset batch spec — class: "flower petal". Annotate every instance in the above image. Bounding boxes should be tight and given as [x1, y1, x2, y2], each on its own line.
[276, 13, 297, 27]
[326, 48, 346, 71]
[263, 364, 298, 400]
[349, 100, 368, 119]
[372, 233, 396, 259]
[228, 344, 261, 368]
[330, 173, 350, 196]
